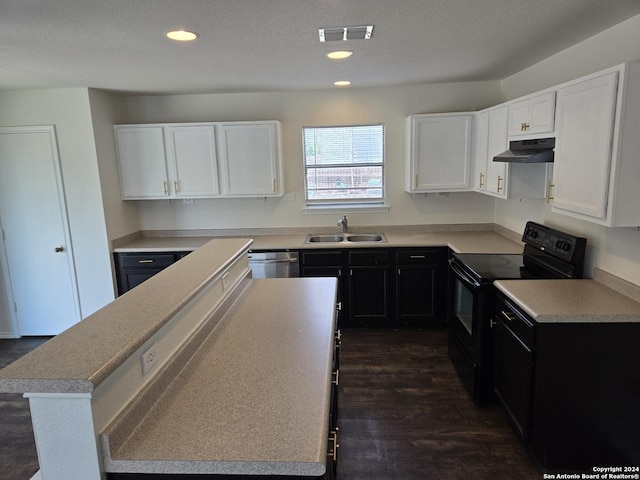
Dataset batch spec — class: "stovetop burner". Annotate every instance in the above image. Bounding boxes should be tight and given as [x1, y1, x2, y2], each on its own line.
[451, 222, 587, 284]
[452, 253, 526, 280]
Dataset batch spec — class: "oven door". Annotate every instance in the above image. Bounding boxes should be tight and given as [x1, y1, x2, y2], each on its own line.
[447, 258, 491, 403]
[448, 259, 482, 354]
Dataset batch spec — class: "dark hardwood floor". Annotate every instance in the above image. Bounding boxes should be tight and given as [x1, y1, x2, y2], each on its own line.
[336, 328, 541, 480]
[0, 329, 541, 480]
[0, 336, 49, 480]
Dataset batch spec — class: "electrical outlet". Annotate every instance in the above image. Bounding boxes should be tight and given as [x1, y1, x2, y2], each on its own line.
[141, 343, 159, 375]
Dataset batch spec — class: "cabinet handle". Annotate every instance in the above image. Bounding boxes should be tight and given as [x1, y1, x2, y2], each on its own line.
[410, 255, 426, 259]
[414, 174, 418, 189]
[163, 181, 168, 195]
[332, 369, 340, 386]
[336, 301, 342, 311]
[521, 122, 530, 132]
[328, 430, 339, 462]
[273, 178, 277, 192]
[174, 180, 179, 194]
[479, 172, 485, 189]
[397, 268, 401, 276]
[497, 175, 503, 193]
[500, 310, 518, 322]
[546, 181, 555, 203]
[54, 245, 65, 253]
[138, 259, 154, 264]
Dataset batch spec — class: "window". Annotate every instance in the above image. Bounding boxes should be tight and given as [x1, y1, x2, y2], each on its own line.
[303, 124, 384, 205]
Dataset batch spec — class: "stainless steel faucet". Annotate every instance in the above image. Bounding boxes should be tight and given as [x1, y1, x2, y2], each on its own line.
[337, 214, 348, 233]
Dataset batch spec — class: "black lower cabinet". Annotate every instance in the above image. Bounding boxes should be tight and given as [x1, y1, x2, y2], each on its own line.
[493, 292, 640, 471]
[300, 247, 448, 328]
[395, 249, 447, 327]
[348, 250, 390, 327]
[114, 252, 190, 295]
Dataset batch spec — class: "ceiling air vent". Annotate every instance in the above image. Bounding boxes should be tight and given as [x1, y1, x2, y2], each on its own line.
[319, 25, 373, 42]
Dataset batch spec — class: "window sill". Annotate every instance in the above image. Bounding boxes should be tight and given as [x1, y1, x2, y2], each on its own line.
[303, 203, 390, 214]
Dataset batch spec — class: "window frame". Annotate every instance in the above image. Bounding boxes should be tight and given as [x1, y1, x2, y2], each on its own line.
[302, 123, 386, 207]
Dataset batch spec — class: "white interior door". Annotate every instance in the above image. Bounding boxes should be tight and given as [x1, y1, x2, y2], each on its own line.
[0, 126, 80, 336]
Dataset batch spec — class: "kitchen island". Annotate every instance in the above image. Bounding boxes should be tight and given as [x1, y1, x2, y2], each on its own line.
[0, 238, 339, 480]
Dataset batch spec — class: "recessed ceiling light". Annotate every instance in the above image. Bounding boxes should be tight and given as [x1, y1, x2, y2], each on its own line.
[334, 81, 351, 87]
[327, 51, 353, 60]
[166, 30, 199, 41]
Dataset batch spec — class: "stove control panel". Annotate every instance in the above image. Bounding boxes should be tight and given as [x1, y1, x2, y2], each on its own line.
[522, 222, 586, 262]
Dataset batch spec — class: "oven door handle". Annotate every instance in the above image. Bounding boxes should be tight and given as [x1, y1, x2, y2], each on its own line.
[449, 260, 481, 288]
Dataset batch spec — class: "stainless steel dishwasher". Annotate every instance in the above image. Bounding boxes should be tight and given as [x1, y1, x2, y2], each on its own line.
[247, 251, 300, 278]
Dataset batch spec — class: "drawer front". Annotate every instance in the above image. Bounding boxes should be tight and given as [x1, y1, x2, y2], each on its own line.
[301, 250, 344, 267]
[495, 296, 535, 348]
[348, 250, 389, 266]
[118, 253, 177, 268]
[395, 249, 441, 264]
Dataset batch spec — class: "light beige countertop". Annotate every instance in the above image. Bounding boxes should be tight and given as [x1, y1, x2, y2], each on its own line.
[0, 238, 253, 394]
[113, 225, 524, 255]
[495, 279, 640, 323]
[103, 277, 338, 476]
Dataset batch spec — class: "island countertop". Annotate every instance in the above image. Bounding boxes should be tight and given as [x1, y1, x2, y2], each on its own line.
[0, 238, 253, 394]
[102, 277, 339, 476]
[494, 279, 640, 323]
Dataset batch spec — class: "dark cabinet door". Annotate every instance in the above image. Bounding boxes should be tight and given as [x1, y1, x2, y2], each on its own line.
[300, 250, 345, 324]
[348, 265, 390, 327]
[114, 252, 188, 295]
[394, 248, 447, 327]
[396, 264, 437, 324]
[493, 318, 533, 440]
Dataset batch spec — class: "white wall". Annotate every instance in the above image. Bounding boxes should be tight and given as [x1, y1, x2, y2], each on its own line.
[0, 88, 116, 330]
[495, 13, 640, 285]
[123, 82, 502, 231]
[87, 89, 140, 242]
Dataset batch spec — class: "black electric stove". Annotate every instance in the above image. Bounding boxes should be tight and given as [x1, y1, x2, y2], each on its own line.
[447, 221, 586, 403]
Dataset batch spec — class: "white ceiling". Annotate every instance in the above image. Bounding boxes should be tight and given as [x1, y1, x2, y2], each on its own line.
[2, 0, 640, 95]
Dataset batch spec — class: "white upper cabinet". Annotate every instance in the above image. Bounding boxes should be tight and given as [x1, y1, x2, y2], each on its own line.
[115, 124, 218, 199]
[218, 121, 284, 196]
[472, 110, 489, 191]
[473, 105, 509, 198]
[115, 121, 284, 200]
[166, 125, 219, 198]
[405, 113, 473, 193]
[551, 63, 640, 226]
[115, 126, 169, 199]
[507, 91, 556, 137]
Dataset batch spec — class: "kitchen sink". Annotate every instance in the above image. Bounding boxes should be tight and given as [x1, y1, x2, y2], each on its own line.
[346, 234, 385, 242]
[305, 234, 344, 243]
[304, 233, 387, 244]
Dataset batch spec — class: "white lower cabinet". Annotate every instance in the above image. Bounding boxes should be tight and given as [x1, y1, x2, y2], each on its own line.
[551, 63, 640, 226]
[115, 121, 284, 200]
[405, 113, 473, 192]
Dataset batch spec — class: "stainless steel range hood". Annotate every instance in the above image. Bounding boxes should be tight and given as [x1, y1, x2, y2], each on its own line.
[493, 137, 555, 163]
